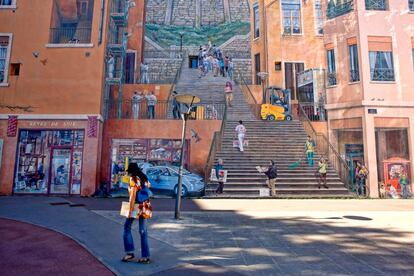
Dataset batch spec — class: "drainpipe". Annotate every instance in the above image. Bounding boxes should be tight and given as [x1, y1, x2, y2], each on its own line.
[264, 0, 279, 76]
[98, 0, 105, 45]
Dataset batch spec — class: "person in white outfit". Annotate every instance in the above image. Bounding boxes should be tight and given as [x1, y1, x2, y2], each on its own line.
[235, 120, 246, 152]
[131, 91, 143, 119]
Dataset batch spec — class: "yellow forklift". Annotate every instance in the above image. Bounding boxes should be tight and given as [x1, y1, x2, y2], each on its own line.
[260, 86, 292, 121]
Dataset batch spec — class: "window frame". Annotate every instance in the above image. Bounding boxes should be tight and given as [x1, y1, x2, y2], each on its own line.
[326, 48, 337, 86]
[348, 44, 360, 83]
[409, 0, 414, 12]
[314, 0, 324, 36]
[253, 3, 260, 39]
[0, 33, 13, 86]
[365, 0, 388, 11]
[281, 0, 303, 35]
[0, 0, 16, 9]
[368, 50, 395, 82]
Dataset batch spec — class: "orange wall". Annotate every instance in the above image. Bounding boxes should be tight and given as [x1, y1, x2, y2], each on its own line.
[101, 119, 222, 182]
[0, 0, 109, 115]
[0, 119, 102, 196]
[250, 0, 325, 91]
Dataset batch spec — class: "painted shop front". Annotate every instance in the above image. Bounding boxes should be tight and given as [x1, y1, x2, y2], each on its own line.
[0, 117, 102, 196]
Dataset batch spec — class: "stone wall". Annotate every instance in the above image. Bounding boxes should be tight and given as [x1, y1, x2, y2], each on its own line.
[145, 58, 183, 83]
[145, 0, 168, 24]
[233, 59, 252, 84]
[220, 35, 250, 58]
[172, 0, 197, 26]
[201, 0, 225, 26]
[228, 0, 250, 22]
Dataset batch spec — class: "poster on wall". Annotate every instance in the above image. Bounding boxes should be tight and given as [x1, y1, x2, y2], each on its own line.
[383, 158, 411, 199]
[110, 139, 205, 198]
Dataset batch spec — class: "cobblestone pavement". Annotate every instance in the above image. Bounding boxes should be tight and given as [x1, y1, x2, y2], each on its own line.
[1, 197, 414, 275]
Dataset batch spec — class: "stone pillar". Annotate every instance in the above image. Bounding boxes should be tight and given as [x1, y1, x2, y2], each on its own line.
[164, 0, 174, 25]
[223, 0, 231, 23]
[362, 114, 379, 198]
[195, 0, 201, 28]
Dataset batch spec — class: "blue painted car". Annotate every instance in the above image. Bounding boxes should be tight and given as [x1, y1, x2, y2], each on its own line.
[143, 165, 204, 197]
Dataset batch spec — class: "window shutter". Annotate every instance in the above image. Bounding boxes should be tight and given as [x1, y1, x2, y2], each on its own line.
[368, 36, 392, 52]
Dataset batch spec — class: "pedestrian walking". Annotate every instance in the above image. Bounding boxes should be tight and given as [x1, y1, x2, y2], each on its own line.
[224, 81, 233, 107]
[227, 58, 234, 80]
[122, 163, 152, 264]
[355, 161, 369, 196]
[145, 91, 157, 119]
[219, 57, 225, 77]
[172, 91, 181, 119]
[260, 160, 278, 197]
[107, 54, 115, 78]
[235, 120, 246, 152]
[400, 169, 411, 199]
[318, 93, 326, 121]
[212, 57, 219, 77]
[318, 157, 328, 189]
[131, 91, 143, 119]
[224, 56, 230, 76]
[215, 159, 225, 194]
[140, 63, 149, 84]
[304, 136, 315, 167]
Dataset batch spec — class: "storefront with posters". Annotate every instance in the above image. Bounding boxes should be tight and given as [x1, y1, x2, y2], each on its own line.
[0, 117, 102, 196]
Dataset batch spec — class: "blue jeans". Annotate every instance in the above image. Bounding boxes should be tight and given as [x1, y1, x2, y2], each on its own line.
[123, 217, 150, 258]
[307, 152, 314, 167]
[147, 106, 155, 119]
[358, 178, 366, 196]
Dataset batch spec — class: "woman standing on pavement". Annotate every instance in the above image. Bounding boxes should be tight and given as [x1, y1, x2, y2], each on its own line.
[122, 163, 152, 264]
[215, 159, 225, 194]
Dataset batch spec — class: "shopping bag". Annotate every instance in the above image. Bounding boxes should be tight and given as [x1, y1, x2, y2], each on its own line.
[232, 140, 249, 148]
[210, 169, 228, 182]
[120, 201, 139, 217]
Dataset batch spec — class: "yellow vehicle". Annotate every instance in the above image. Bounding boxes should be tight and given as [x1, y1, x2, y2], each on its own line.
[260, 86, 292, 121]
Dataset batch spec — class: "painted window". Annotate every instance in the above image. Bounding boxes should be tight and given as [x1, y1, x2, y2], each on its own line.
[409, 0, 414, 11]
[253, 4, 260, 38]
[314, 0, 323, 35]
[282, 0, 302, 35]
[348, 44, 360, 82]
[365, 0, 388, 11]
[254, 53, 261, 84]
[0, 0, 15, 7]
[0, 35, 12, 84]
[369, 51, 395, 81]
[327, 49, 337, 86]
[49, 0, 94, 44]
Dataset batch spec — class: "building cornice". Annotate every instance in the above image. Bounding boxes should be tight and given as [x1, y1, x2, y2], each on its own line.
[326, 101, 414, 110]
[0, 114, 104, 122]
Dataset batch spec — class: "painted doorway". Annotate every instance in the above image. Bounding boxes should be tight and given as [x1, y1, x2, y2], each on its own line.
[124, 52, 136, 84]
[49, 148, 72, 195]
[189, 56, 199, 69]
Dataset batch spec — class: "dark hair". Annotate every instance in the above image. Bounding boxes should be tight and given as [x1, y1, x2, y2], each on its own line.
[239, 120, 243, 124]
[127, 163, 148, 183]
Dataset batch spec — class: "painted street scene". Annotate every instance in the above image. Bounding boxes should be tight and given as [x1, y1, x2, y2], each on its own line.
[0, 0, 414, 275]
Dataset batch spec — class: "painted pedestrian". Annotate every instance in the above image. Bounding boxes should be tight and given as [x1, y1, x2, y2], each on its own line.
[145, 91, 157, 119]
[122, 163, 152, 264]
[140, 62, 149, 84]
[400, 169, 411, 199]
[260, 160, 278, 197]
[131, 91, 143, 119]
[227, 58, 234, 80]
[318, 157, 328, 189]
[172, 91, 181, 119]
[355, 161, 369, 196]
[107, 54, 115, 78]
[304, 136, 315, 167]
[224, 81, 233, 107]
[215, 159, 225, 194]
[235, 120, 246, 152]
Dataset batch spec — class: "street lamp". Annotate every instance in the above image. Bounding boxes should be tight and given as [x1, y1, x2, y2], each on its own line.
[174, 94, 201, 220]
[257, 72, 269, 104]
[178, 31, 184, 52]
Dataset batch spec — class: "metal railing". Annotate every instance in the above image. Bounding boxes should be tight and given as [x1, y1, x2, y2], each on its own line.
[370, 68, 395, 81]
[298, 104, 354, 195]
[327, 1, 354, 19]
[106, 100, 225, 120]
[236, 71, 261, 120]
[327, 72, 337, 86]
[204, 104, 227, 183]
[300, 102, 327, 122]
[365, 0, 387, 10]
[49, 27, 92, 44]
[350, 69, 360, 82]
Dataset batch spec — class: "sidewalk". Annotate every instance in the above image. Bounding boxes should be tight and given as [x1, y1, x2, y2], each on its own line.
[1, 196, 414, 275]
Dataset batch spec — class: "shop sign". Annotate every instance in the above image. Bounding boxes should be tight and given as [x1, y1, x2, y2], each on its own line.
[297, 69, 313, 87]
[27, 121, 78, 128]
